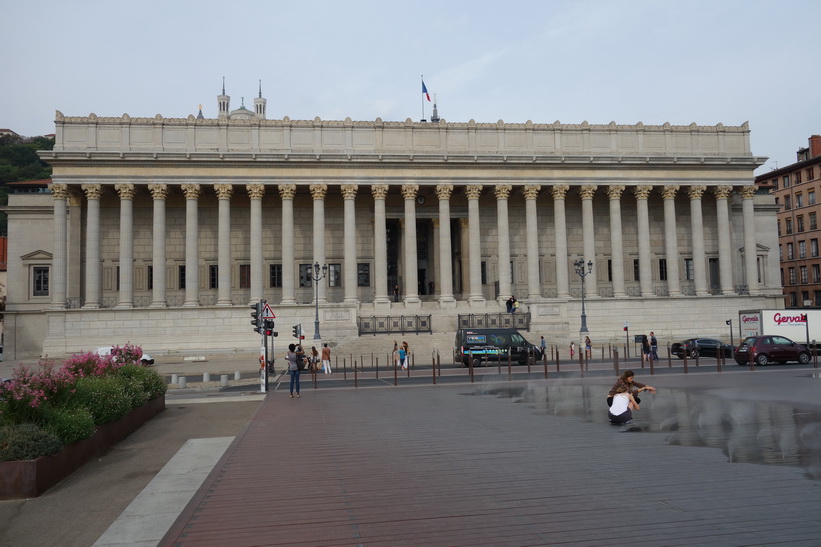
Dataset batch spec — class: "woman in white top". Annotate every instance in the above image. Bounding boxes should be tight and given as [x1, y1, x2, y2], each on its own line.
[608, 386, 639, 424]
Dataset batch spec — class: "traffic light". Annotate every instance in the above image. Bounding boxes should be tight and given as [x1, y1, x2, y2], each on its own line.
[264, 319, 276, 337]
[250, 302, 263, 333]
[292, 325, 299, 338]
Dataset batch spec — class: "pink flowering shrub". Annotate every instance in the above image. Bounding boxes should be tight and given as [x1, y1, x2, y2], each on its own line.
[0, 361, 79, 423]
[111, 343, 143, 366]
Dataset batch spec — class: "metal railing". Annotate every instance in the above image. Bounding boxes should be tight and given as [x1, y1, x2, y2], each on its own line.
[358, 315, 433, 335]
[457, 312, 530, 330]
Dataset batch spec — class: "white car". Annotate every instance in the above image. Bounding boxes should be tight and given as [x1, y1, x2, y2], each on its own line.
[94, 346, 155, 366]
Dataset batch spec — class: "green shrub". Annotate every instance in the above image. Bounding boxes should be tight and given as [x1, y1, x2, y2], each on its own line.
[38, 406, 95, 445]
[111, 365, 167, 405]
[68, 376, 132, 425]
[0, 423, 63, 462]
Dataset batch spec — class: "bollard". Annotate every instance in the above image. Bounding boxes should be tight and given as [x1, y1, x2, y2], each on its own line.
[543, 350, 548, 379]
[469, 350, 475, 383]
[220, 374, 228, 387]
[649, 355, 654, 375]
[683, 353, 689, 374]
[354, 360, 358, 388]
[343, 358, 347, 380]
[234, 371, 241, 381]
[507, 349, 512, 381]
[432, 351, 436, 385]
[814, 340, 818, 368]
[178, 376, 187, 388]
[171, 373, 178, 385]
[394, 357, 398, 386]
[667, 345, 672, 368]
[614, 348, 620, 375]
[579, 349, 584, 378]
[556, 347, 560, 372]
[203, 372, 210, 383]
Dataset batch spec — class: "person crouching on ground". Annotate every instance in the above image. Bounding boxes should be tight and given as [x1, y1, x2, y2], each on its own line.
[606, 370, 656, 407]
[608, 386, 639, 424]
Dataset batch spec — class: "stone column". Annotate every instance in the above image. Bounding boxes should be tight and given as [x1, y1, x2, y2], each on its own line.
[688, 185, 708, 296]
[401, 184, 420, 305]
[495, 184, 513, 306]
[436, 184, 456, 306]
[50, 184, 69, 309]
[246, 184, 265, 304]
[181, 183, 201, 307]
[607, 185, 626, 297]
[740, 185, 760, 295]
[552, 185, 570, 298]
[310, 184, 328, 303]
[459, 218, 470, 296]
[661, 185, 681, 296]
[278, 184, 297, 305]
[465, 184, 485, 305]
[341, 184, 359, 304]
[634, 186, 653, 297]
[115, 183, 135, 308]
[148, 184, 168, 307]
[81, 183, 102, 309]
[371, 185, 390, 306]
[579, 185, 598, 297]
[523, 184, 541, 301]
[215, 184, 233, 306]
[713, 186, 735, 295]
[431, 218, 441, 296]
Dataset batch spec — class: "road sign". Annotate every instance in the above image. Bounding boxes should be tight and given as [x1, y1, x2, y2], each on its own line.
[261, 303, 276, 320]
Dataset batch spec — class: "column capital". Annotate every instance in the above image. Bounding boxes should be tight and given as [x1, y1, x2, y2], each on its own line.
[401, 184, 419, 200]
[246, 184, 265, 200]
[606, 185, 625, 200]
[551, 184, 570, 200]
[310, 184, 328, 200]
[713, 185, 733, 199]
[115, 183, 135, 200]
[181, 183, 201, 199]
[661, 185, 680, 200]
[371, 184, 390, 200]
[435, 184, 453, 200]
[214, 183, 233, 199]
[522, 184, 540, 200]
[278, 184, 297, 200]
[81, 183, 102, 200]
[464, 184, 483, 200]
[495, 184, 514, 200]
[633, 185, 653, 200]
[340, 184, 359, 199]
[578, 184, 597, 200]
[688, 185, 707, 200]
[459, 218, 469, 229]
[50, 183, 69, 200]
[740, 185, 757, 199]
[148, 183, 168, 200]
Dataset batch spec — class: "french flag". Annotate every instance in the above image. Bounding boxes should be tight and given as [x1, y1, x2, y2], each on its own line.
[422, 80, 431, 102]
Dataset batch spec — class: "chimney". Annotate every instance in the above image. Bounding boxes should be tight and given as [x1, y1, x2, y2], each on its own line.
[810, 135, 821, 159]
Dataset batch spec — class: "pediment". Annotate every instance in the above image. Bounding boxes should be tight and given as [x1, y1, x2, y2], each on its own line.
[21, 250, 53, 261]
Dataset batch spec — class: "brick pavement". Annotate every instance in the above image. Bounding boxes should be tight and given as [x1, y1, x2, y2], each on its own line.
[161, 369, 821, 546]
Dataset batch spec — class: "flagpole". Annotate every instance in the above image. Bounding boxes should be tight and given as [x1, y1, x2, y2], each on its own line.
[421, 75, 425, 122]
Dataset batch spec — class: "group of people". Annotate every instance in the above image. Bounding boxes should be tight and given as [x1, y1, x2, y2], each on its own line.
[505, 296, 520, 314]
[568, 336, 593, 359]
[393, 340, 411, 371]
[639, 332, 659, 364]
[606, 370, 657, 424]
[286, 342, 333, 398]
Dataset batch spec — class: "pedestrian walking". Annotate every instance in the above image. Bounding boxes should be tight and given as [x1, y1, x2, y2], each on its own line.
[650, 331, 659, 361]
[399, 345, 407, 370]
[321, 343, 332, 374]
[641, 334, 651, 364]
[540, 335, 547, 356]
[310, 346, 320, 372]
[286, 344, 300, 398]
[569, 341, 575, 359]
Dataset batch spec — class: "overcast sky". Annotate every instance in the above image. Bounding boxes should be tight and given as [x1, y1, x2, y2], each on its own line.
[4, 0, 819, 175]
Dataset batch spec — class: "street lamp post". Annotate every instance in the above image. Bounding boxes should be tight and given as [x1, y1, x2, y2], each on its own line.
[312, 262, 327, 340]
[574, 259, 593, 333]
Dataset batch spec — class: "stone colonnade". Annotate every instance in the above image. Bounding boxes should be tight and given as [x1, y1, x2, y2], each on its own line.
[48, 182, 759, 310]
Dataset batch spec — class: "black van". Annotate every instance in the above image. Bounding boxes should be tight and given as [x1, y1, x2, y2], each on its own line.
[454, 328, 542, 367]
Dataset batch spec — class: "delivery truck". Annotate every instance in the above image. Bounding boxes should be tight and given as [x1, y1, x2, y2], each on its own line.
[738, 309, 821, 347]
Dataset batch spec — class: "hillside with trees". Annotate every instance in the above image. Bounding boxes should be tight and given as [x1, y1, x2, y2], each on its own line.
[0, 133, 55, 235]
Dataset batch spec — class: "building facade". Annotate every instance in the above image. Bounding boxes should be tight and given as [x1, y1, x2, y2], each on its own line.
[756, 135, 821, 308]
[2, 91, 785, 359]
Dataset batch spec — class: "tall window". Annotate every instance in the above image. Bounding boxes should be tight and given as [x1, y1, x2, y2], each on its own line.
[799, 240, 807, 258]
[796, 193, 804, 207]
[299, 264, 313, 287]
[239, 264, 251, 289]
[328, 264, 341, 287]
[786, 218, 793, 234]
[684, 258, 694, 280]
[659, 258, 668, 281]
[809, 167, 816, 181]
[178, 266, 186, 289]
[778, 220, 781, 236]
[783, 175, 791, 188]
[633, 259, 640, 281]
[779, 244, 783, 260]
[811, 212, 817, 230]
[813, 264, 820, 283]
[209, 265, 218, 289]
[607, 260, 613, 282]
[787, 242, 794, 260]
[784, 195, 792, 210]
[269, 264, 282, 288]
[790, 292, 798, 307]
[788, 267, 796, 284]
[801, 266, 808, 284]
[147, 265, 154, 291]
[33, 266, 49, 296]
[357, 263, 370, 287]
[812, 239, 819, 257]
[480, 261, 488, 285]
[798, 215, 805, 233]
[772, 178, 779, 190]
[795, 171, 802, 184]
[810, 190, 816, 205]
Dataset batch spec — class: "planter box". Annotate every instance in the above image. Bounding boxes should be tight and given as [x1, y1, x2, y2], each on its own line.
[0, 396, 165, 500]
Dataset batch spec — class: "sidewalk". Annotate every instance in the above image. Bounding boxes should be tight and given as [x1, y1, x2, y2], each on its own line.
[159, 368, 821, 546]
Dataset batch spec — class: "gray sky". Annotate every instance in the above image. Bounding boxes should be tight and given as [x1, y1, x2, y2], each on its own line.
[4, 0, 819, 175]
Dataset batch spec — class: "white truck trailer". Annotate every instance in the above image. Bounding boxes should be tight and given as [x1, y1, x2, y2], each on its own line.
[738, 309, 821, 346]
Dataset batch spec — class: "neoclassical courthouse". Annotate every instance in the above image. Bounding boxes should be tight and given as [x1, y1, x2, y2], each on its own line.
[4, 88, 785, 359]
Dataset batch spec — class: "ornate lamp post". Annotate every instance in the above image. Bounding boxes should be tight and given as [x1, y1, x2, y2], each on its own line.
[312, 262, 327, 340]
[574, 258, 593, 333]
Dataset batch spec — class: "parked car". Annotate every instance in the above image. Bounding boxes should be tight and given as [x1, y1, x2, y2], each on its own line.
[454, 328, 542, 367]
[734, 335, 811, 366]
[95, 346, 155, 366]
[671, 338, 734, 359]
